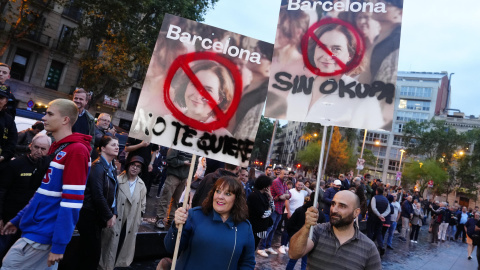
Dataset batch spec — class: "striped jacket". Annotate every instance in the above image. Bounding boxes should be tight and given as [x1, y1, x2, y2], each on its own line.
[10, 133, 92, 254]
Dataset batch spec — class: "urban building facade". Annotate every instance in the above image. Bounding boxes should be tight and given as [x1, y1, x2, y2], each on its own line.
[0, 1, 140, 131]
[362, 71, 450, 184]
[271, 121, 308, 168]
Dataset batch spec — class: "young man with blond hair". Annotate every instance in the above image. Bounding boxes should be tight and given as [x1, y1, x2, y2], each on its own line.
[1, 99, 92, 270]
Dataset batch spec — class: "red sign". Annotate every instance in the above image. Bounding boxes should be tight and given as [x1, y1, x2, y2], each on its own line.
[163, 52, 243, 131]
[428, 180, 434, 188]
[103, 95, 119, 108]
[301, 18, 365, 77]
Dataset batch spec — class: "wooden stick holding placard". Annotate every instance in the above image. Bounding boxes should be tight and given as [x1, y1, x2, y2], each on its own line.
[309, 127, 328, 239]
[170, 154, 196, 270]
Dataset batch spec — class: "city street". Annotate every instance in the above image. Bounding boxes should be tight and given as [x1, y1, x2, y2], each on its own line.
[120, 220, 479, 270]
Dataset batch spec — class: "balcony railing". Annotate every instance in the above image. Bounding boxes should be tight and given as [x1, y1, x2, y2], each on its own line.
[52, 38, 73, 54]
[25, 31, 51, 46]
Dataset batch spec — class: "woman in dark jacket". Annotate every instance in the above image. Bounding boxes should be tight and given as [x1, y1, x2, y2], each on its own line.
[247, 175, 274, 249]
[165, 176, 255, 270]
[75, 136, 119, 269]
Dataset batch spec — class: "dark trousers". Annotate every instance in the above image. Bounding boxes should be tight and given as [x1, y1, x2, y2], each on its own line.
[456, 224, 466, 242]
[367, 217, 384, 249]
[75, 208, 103, 270]
[254, 235, 261, 250]
[477, 244, 480, 270]
[410, 224, 420, 241]
[431, 223, 440, 243]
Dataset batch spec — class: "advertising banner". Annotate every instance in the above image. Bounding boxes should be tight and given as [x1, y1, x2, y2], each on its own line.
[264, 0, 404, 131]
[129, 14, 273, 166]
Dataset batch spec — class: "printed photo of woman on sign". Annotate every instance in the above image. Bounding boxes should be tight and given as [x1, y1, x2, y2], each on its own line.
[265, 0, 403, 131]
[129, 14, 273, 166]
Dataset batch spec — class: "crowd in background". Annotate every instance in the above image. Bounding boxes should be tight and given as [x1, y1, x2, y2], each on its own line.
[2, 61, 480, 269]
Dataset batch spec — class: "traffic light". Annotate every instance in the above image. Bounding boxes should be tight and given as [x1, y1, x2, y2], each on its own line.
[297, 164, 301, 168]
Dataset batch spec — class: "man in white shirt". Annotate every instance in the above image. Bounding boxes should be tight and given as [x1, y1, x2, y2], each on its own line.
[385, 194, 401, 250]
[279, 181, 311, 254]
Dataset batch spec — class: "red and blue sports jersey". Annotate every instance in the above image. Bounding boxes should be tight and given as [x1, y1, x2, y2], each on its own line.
[10, 133, 92, 254]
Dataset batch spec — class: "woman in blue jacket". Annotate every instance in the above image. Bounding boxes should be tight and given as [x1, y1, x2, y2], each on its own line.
[165, 176, 255, 270]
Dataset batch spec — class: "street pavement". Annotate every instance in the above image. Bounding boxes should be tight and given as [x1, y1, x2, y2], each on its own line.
[119, 222, 479, 270]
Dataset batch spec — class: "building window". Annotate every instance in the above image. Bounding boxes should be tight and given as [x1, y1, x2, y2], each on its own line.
[396, 111, 429, 123]
[399, 86, 433, 98]
[57, 25, 75, 51]
[398, 99, 431, 111]
[393, 135, 403, 146]
[126, 87, 141, 112]
[377, 159, 384, 169]
[365, 144, 386, 157]
[388, 160, 399, 171]
[45, 60, 65, 90]
[395, 124, 404, 133]
[10, 48, 31, 81]
[366, 132, 388, 143]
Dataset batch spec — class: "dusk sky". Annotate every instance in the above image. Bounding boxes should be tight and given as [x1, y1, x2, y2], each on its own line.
[204, 0, 480, 117]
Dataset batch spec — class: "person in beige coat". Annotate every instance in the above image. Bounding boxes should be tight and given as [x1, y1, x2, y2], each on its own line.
[99, 156, 147, 270]
[410, 202, 424, 243]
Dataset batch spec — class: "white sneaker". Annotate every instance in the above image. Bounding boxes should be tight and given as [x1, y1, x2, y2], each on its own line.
[414, 241, 418, 243]
[278, 245, 286, 254]
[410, 240, 414, 242]
[266, 247, 278, 255]
[257, 249, 268, 257]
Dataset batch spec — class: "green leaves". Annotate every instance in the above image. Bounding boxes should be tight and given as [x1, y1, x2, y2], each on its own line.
[73, 0, 218, 100]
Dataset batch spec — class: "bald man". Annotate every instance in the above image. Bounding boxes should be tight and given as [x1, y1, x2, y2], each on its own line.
[289, 191, 381, 269]
[0, 133, 51, 262]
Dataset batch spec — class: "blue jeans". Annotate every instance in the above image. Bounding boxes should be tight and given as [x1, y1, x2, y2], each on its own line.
[386, 221, 397, 247]
[258, 211, 283, 250]
[286, 254, 308, 270]
[447, 225, 456, 239]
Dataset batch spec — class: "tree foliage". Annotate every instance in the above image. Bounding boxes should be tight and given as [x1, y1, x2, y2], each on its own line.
[298, 126, 350, 176]
[403, 119, 466, 164]
[0, 0, 65, 56]
[402, 120, 480, 197]
[72, 0, 219, 102]
[250, 116, 278, 164]
[402, 159, 448, 196]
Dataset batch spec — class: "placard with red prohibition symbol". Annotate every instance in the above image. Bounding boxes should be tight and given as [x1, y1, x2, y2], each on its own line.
[264, 0, 405, 131]
[129, 14, 273, 166]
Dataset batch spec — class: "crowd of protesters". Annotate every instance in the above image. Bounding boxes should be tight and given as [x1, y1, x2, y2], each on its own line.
[1, 61, 480, 269]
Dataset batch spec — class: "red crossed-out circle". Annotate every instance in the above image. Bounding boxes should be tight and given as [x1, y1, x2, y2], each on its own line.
[301, 18, 365, 77]
[164, 52, 243, 132]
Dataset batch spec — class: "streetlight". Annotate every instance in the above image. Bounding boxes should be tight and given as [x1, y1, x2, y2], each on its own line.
[374, 140, 381, 178]
[397, 149, 406, 186]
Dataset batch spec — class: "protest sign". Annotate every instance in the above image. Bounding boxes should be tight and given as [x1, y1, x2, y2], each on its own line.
[129, 14, 273, 166]
[264, 0, 404, 131]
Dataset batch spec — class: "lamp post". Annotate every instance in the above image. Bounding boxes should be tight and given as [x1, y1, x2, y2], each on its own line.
[397, 149, 406, 186]
[374, 140, 381, 178]
[398, 149, 406, 171]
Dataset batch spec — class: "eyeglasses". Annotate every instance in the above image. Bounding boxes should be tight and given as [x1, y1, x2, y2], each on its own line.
[130, 164, 142, 169]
